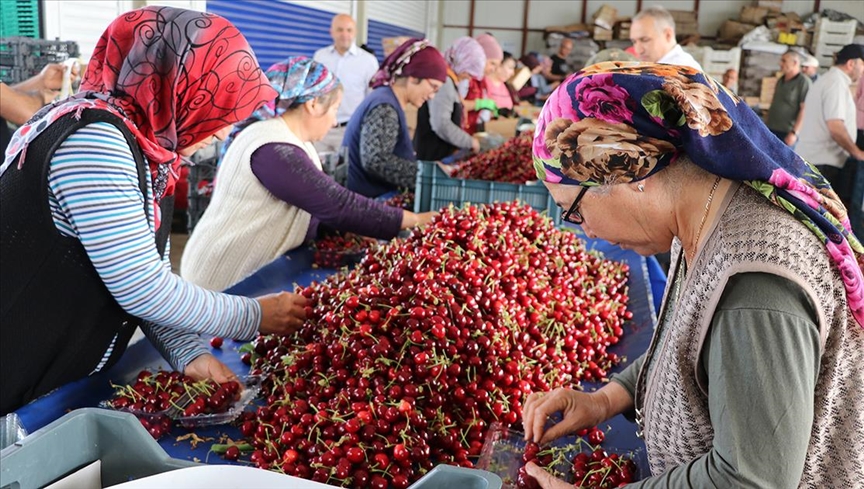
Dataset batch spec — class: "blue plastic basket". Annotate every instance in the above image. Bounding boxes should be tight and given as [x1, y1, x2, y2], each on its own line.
[414, 160, 562, 225]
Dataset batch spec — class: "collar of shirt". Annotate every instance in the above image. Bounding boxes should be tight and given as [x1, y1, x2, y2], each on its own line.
[658, 44, 683, 63]
[328, 43, 359, 57]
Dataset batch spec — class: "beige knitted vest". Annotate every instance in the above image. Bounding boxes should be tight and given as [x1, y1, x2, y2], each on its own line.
[634, 184, 864, 488]
[180, 117, 320, 291]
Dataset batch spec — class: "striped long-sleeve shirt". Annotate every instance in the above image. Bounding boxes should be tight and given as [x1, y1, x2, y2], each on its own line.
[47, 122, 261, 371]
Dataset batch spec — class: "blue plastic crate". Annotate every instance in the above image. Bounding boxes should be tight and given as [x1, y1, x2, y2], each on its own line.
[414, 160, 562, 225]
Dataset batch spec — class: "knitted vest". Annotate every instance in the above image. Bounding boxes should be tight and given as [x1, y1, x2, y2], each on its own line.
[0, 110, 169, 414]
[635, 184, 864, 488]
[180, 117, 320, 291]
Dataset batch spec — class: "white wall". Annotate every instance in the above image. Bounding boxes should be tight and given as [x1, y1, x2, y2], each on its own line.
[367, 0, 428, 33]
[42, 1, 135, 62]
[291, 0, 353, 14]
[143, 0, 206, 9]
[701, 0, 751, 37]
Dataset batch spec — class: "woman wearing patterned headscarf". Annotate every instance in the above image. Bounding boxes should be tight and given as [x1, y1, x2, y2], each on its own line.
[522, 63, 864, 488]
[180, 57, 436, 291]
[344, 38, 448, 197]
[413, 36, 486, 161]
[463, 33, 505, 134]
[0, 6, 309, 415]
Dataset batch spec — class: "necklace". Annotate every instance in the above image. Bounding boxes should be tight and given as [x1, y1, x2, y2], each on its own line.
[689, 176, 721, 263]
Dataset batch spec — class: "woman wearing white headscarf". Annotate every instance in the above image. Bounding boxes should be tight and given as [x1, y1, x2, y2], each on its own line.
[413, 37, 486, 161]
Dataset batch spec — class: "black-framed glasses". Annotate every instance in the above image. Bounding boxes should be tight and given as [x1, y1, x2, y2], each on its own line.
[562, 186, 589, 224]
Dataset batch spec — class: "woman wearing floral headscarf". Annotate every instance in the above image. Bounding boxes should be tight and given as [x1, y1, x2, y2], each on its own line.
[180, 57, 436, 291]
[522, 63, 864, 488]
[0, 7, 309, 415]
[344, 38, 448, 197]
[413, 36, 486, 161]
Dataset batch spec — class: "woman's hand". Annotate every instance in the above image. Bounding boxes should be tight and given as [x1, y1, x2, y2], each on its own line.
[471, 137, 481, 153]
[184, 353, 239, 384]
[524, 462, 574, 489]
[256, 291, 308, 335]
[401, 210, 438, 229]
[523, 388, 610, 445]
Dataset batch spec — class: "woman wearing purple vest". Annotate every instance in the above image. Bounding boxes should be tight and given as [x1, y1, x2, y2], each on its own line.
[344, 39, 448, 198]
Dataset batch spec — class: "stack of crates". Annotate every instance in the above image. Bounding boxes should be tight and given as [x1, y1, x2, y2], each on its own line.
[811, 18, 857, 69]
[0, 37, 79, 84]
[683, 46, 742, 81]
[0, 0, 39, 39]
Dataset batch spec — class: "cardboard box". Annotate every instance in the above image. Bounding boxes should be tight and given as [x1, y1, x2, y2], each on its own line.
[484, 117, 519, 138]
[719, 20, 757, 41]
[756, 0, 783, 12]
[382, 36, 413, 57]
[592, 4, 618, 30]
[668, 10, 697, 23]
[614, 19, 632, 39]
[767, 13, 803, 32]
[740, 6, 770, 25]
[760, 76, 778, 105]
[677, 20, 699, 37]
[514, 102, 542, 121]
[593, 25, 613, 41]
[509, 67, 531, 91]
[544, 23, 591, 35]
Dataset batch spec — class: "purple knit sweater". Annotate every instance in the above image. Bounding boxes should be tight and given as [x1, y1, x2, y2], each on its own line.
[250, 142, 403, 241]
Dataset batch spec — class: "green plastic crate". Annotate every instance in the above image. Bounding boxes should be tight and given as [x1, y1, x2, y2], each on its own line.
[0, 409, 501, 489]
[414, 160, 562, 225]
[0, 408, 195, 489]
[0, 0, 40, 39]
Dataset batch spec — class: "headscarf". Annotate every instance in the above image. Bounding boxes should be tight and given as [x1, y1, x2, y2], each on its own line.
[2, 6, 276, 230]
[444, 37, 487, 80]
[532, 61, 864, 327]
[222, 56, 339, 155]
[520, 53, 540, 71]
[475, 33, 503, 62]
[370, 38, 448, 89]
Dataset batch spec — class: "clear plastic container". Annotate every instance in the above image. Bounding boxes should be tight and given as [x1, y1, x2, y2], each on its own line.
[99, 375, 261, 427]
[174, 376, 261, 428]
[477, 423, 646, 488]
[0, 412, 28, 450]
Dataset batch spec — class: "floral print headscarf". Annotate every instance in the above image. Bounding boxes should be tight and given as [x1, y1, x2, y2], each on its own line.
[533, 61, 864, 327]
[221, 56, 340, 156]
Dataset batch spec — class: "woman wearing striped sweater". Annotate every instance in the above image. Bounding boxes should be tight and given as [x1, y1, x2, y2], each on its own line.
[0, 6, 307, 415]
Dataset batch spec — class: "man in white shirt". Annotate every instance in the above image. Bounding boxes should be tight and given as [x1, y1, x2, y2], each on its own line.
[313, 14, 379, 156]
[630, 6, 702, 71]
[796, 44, 864, 207]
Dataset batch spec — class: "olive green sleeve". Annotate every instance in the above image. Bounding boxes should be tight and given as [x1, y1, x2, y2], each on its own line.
[625, 272, 820, 488]
[610, 353, 644, 400]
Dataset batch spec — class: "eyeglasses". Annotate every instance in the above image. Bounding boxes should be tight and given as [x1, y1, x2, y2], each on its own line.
[562, 186, 588, 224]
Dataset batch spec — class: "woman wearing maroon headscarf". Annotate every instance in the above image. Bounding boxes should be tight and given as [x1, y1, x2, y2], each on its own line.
[0, 6, 307, 414]
[344, 38, 448, 197]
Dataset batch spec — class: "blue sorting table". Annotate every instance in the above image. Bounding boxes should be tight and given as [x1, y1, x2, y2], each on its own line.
[14, 237, 665, 477]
